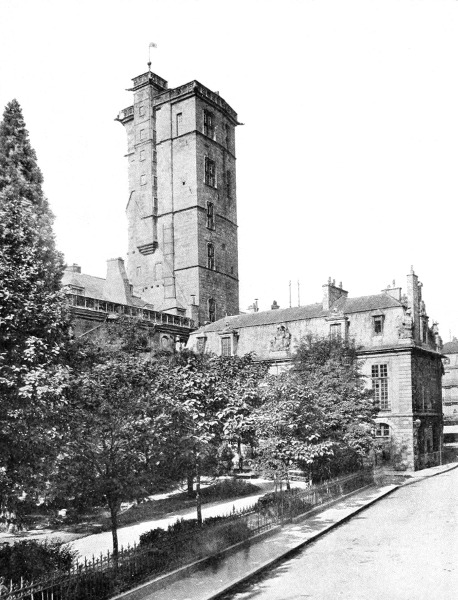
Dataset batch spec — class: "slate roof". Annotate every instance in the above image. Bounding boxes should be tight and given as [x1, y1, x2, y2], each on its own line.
[442, 341, 458, 355]
[62, 271, 149, 308]
[198, 293, 403, 333]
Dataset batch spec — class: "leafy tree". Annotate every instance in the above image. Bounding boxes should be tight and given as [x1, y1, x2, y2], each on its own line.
[55, 321, 174, 559]
[248, 373, 334, 489]
[0, 100, 70, 525]
[157, 352, 268, 524]
[292, 335, 377, 479]
[245, 335, 376, 486]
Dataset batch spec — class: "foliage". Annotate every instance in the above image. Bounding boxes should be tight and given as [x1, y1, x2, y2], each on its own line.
[292, 335, 377, 479]
[0, 100, 70, 523]
[0, 540, 76, 584]
[245, 335, 377, 485]
[54, 320, 176, 557]
[139, 515, 251, 558]
[151, 351, 268, 523]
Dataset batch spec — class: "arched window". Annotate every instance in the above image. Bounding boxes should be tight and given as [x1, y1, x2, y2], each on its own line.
[375, 423, 390, 438]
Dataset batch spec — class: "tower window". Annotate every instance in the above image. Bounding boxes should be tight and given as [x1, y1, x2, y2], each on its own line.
[225, 123, 230, 148]
[140, 174, 147, 186]
[205, 157, 216, 187]
[207, 243, 215, 270]
[226, 170, 232, 198]
[373, 316, 384, 335]
[206, 202, 215, 230]
[176, 112, 182, 136]
[372, 364, 389, 410]
[203, 109, 214, 139]
[140, 129, 145, 140]
[208, 297, 216, 322]
[139, 105, 145, 117]
[140, 150, 146, 162]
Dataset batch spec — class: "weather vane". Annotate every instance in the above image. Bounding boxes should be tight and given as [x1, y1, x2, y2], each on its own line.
[148, 42, 157, 71]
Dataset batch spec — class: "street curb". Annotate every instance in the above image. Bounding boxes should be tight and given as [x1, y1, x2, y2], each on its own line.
[205, 485, 400, 600]
[400, 462, 458, 487]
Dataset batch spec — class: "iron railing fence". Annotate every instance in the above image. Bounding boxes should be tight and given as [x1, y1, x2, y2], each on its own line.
[0, 469, 374, 600]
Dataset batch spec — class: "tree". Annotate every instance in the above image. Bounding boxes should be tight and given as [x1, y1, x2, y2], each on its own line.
[55, 321, 174, 559]
[0, 100, 70, 525]
[245, 335, 377, 486]
[248, 373, 334, 490]
[156, 352, 269, 524]
[292, 335, 377, 479]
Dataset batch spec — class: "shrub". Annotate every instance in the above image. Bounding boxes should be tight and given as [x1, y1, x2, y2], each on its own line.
[0, 540, 76, 584]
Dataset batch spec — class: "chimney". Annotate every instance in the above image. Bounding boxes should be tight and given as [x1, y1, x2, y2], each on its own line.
[103, 258, 133, 305]
[382, 280, 402, 301]
[406, 266, 421, 342]
[65, 263, 81, 274]
[322, 277, 348, 310]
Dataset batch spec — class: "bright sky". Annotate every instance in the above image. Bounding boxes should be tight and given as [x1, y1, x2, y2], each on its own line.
[1, 0, 458, 339]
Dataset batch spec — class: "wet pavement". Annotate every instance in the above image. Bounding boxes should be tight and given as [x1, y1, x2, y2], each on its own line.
[222, 465, 458, 600]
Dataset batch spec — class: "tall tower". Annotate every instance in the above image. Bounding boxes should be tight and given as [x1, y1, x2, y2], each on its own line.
[117, 68, 239, 326]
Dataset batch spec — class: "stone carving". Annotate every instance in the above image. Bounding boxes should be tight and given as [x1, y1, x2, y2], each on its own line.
[270, 324, 292, 352]
[398, 308, 414, 339]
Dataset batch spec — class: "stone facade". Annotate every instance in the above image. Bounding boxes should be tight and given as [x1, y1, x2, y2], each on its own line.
[188, 270, 444, 471]
[116, 71, 240, 326]
[441, 340, 458, 437]
[62, 259, 193, 350]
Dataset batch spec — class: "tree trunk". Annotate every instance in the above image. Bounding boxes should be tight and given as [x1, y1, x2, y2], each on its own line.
[187, 472, 194, 497]
[108, 499, 119, 564]
[195, 453, 202, 525]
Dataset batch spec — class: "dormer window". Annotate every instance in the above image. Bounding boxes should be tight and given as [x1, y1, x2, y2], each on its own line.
[373, 315, 384, 335]
[69, 285, 84, 296]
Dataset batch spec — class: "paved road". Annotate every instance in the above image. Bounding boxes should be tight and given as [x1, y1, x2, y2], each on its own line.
[223, 468, 458, 600]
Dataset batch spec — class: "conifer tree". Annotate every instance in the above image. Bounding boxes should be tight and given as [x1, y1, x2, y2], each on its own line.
[0, 100, 69, 525]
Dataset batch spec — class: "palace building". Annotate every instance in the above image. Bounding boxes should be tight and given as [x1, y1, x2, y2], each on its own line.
[188, 271, 444, 471]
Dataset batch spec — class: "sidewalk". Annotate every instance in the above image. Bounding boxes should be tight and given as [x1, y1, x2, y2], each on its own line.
[114, 461, 458, 600]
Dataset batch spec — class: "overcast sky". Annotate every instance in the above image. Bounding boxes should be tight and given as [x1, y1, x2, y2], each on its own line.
[1, 0, 458, 339]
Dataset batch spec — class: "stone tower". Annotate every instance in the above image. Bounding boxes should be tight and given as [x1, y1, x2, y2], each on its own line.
[116, 68, 240, 326]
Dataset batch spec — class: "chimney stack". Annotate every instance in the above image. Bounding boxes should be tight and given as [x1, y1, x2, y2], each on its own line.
[322, 277, 348, 310]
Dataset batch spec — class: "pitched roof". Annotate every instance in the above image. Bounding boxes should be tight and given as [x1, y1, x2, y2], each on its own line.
[198, 293, 403, 333]
[442, 341, 458, 355]
[62, 271, 150, 308]
[333, 293, 402, 313]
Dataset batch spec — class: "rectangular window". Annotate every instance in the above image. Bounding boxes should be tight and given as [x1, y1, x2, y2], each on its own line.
[208, 298, 216, 322]
[153, 176, 157, 189]
[207, 243, 215, 270]
[330, 323, 341, 339]
[140, 129, 145, 140]
[140, 174, 147, 185]
[373, 316, 384, 335]
[206, 202, 215, 230]
[140, 149, 146, 161]
[139, 105, 145, 117]
[204, 109, 214, 138]
[372, 364, 389, 410]
[153, 150, 157, 163]
[176, 112, 182, 136]
[225, 123, 230, 147]
[226, 170, 231, 198]
[221, 337, 231, 356]
[205, 157, 216, 187]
